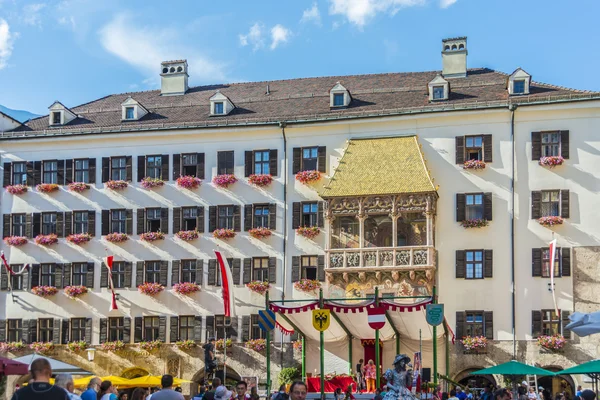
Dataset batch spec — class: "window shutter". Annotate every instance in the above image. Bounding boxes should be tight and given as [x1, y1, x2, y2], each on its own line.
[158, 316, 167, 342]
[136, 261, 144, 287]
[560, 130, 570, 159]
[317, 255, 325, 282]
[160, 207, 169, 234]
[532, 310, 542, 337]
[28, 320, 37, 343]
[268, 257, 277, 284]
[137, 156, 145, 182]
[484, 250, 493, 278]
[57, 160, 65, 185]
[161, 154, 169, 181]
[455, 251, 466, 279]
[455, 312, 465, 339]
[208, 206, 217, 233]
[194, 316, 203, 341]
[208, 259, 217, 286]
[532, 248, 542, 277]
[195, 260, 204, 285]
[197, 206, 205, 233]
[245, 151, 253, 177]
[291, 256, 300, 283]
[0, 321, 5, 342]
[232, 259, 241, 285]
[159, 261, 168, 286]
[243, 258, 252, 284]
[269, 149, 278, 176]
[483, 134, 493, 163]
[531, 132, 542, 161]
[61, 319, 70, 344]
[531, 191, 542, 219]
[100, 262, 108, 288]
[52, 318, 60, 344]
[456, 194, 466, 222]
[32, 212, 41, 237]
[455, 136, 465, 164]
[101, 157, 110, 183]
[63, 263, 71, 287]
[88, 211, 95, 236]
[242, 315, 250, 342]
[205, 316, 215, 340]
[269, 203, 277, 231]
[26, 213, 32, 238]
[561, 248, 571, 277]
[197, 153, 205, 180]
[0, 267, 7, 290]
[21, 320, 30, 344]
[56, 212, 64, 238]
[33, 161, 41, 186]
[101, 210, 110, 235]
[99, 319, 108, 343]
[484, 312, 493, 340]
[292, 148, 301, 174]
[560, 190, 570, 219]
[55, 263, 64, 289]
[126, 156, 133, 181]
[3, 162, 10, 187]
[26, 162, 34, 186]
[134, 317, 143, 343]
[85, 318, 92, 343]
[244, 204, 253, 231]
[22, 269, 29, 290]
[317, 146, 327, 173]
[88, 158, 96, 184]
[173, 154, 181, 180]
[30, 264, 40, 287]
[562, 310, 571, 338]
[123, 317, 131, 343]
[483, 193, 493, 221]
[171, 260, 181, 285]
[126, 209, 133, 235]
[2, 214, 10, 239]
[170, 316, 179, 343]
[137, 209, 146, 235]
[292, 202, 301, 229]
[317, 201, 325, 228]
[229, 316, 239, 341]
[65, 160, 73, 184]
[64, 212, 72, 237]
[125, 262, 133, 287]
[233, 205, 241, 232]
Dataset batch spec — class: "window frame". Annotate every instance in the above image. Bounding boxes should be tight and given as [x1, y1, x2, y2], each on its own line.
[145, 155, 163, 179]
[108, 317, 124, 341]
[71, 262, 88, 286]
[38, 318, 54, 342]
[125, 107, 135, 120]
[12, 162, 27, 185]
[252, 257, 269, 282]
[111, 157, 127, 181]
[217, 205, 235, 230]
[541, 247, 561, 278]
[464, 311, 485, 337]
[145, 208, 162, 232]
[217, 151, 234, 175]
[253, 150, 270, 175]
[178, 316, 195, 341]
[214, 102, 224, 115]
[42, 160, 59, 184]
[540, 190, 560, 217]
[301, 147, 318, 171]
[11, 213, 26, 237]
[465, 193, 484, 220]
[464, 136, 483, 161]
[7, 319, 22, 342]
[333, 93, 345, 107]
[181, 260, 196, 283]
[541, 309, 561, 336]
[253, 204, 270, 228]
[181, 153, 198, 176]
[513, 79, 526, 94]
[145, 261, 161, 284]
[541, 132, 561, 157]
[9, 266, 23, 290]
[41, 212, 57, 235]
[111, 209, 127, 234]
[70, 318, 86, 342]
[251, 314, 266, 340]
[182, 207, 198, 231]
[73, 211, 89, 234]
[52, 112, 61, 124]
[73, 158, 90, 183]
[301, 255, 318, 280]
[214, 315, 231, 340]
[432, 86, 445, 100]
[301, 202, 318, 227]
[143, 316, 160, 341]
[112, 262, 126, 288]
[465, 250, 484, 279]
[40, 263, 56, 287]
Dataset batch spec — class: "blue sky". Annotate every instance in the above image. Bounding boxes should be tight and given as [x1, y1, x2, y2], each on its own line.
[0, 0, 599, 115]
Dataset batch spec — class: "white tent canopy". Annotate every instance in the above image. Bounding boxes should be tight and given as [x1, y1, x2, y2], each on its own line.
[13, 354, 93, 375]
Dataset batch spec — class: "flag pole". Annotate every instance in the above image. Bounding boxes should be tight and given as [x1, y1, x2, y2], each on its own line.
[432, 285, 438, 386]
[319, 288, 325, 399]
[266, 290, 271, 396]
[375, 286, 380, 390]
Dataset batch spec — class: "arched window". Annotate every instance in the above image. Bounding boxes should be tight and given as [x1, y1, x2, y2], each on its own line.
[458, 44, 465, 50]
[444, 45, 450, 51]
[452, 44, 457, 50]
[332, 216, 360, 249]
[364, 215, 393, 247]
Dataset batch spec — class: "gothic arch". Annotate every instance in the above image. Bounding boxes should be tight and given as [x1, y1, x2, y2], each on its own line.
[121, 367, 151, 379]
[453, 367, 497, 389]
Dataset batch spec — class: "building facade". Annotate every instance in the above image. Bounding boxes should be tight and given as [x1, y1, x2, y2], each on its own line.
[0, 37, 599, 394]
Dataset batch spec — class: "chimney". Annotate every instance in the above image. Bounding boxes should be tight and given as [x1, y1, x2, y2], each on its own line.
[160, 60, 189, 95]
[441, 37, 467, 78]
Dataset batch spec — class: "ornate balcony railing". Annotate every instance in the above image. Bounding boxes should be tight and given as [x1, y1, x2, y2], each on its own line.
[325, 245, 435, 270]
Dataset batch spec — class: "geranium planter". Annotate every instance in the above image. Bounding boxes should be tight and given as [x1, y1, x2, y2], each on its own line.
[460, 336, 488, 351]
[538, 216, 564, 227]
[6, 184, 28, 195]
[539, 156, 565, 168]
[141, 177, 165, 189]
[213, 174, 238, 188]
[140, 231, 165, 242]
[67, 341, 88, 353]
[293, 340, 302, 352]
[105, 180, 128, 190]
[0, 341, 26, 353]
[100, 341, 125, 352]
[175, 230, 199, 241]
[64, 285, 88, 298]
[4, 236, 28, 247]
[139, 340, 162, 352]
[215, 338, 232, 351]
[460, 219, 489, 229]
[172, 282, 201, 295]
[463, 160, 486, 170]
[105, 232, 128, 243]
[68, 182, 90, 192]
[176, 340, 197, 351]
[248, 174, 273, 187]
[537, 334, 565, 351]
[246, 281, 270, 295]
[32, 286, 58, 297]
[138, 282, 164, 296]
[29, 342, 54, 354]
[176, 175, 202, 189]
[294, 279, 321, 293]
[66, 233, 92, 245]
[245, 338, 267, 352]
[248, 227, 272, 239]
[213, 228, 236, 240]
[295, 170, 321, 184]
[35, 234, 58, 245]
[36, 183, 59, 193]
[296, 226, 320, 239]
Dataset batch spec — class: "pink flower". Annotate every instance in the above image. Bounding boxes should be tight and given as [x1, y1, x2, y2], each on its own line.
[64, 285, 88, 298]
[296, 226, 320, 239]
[294, 279, 321, 293]
[293, 340, 302, 352]
[6, 185, 28, 195]
[68, 182, 90, 192]
[66, 341, 87, 352]
[0, 341, 26, 353]
[139, 340, 162, 352]
[175, 230, 199, 241]
[176, 340, 196, 350]
[245, 338, 267, 352]
[248, 174, 273, 187]
[295, 170, 321, 184]
[213, 228, 236, 240]
[4, 236, 28, 247]
[105, 180, 128, 190]
[36, 183, 59, 193]
[140, 231, 165, 242]
[138, 282, 164, 296]
[66, 233, 92, 244]
[460, 219, 489, 229]
[176, 175, 202, 189]
[215, 338, 232, 351]
[35, 234, 58, 245]
[213, 174, 238, 188]
[172, 282, 201, 295]
[246, 280, 270, 295]
[248, 227, 272, 239]
[29, 342, 54, 354]
[31, 286, 58, 297]
[460, 336, 488, 350]
[539, 156, 565, 168]
[100, 341, 125, 352]
[537, 334, 566, 350]
[105, 232, 128, 243]
[538, 216, 564, 227]
[141, 177, 165, 189]
[463, 160, 486, 170]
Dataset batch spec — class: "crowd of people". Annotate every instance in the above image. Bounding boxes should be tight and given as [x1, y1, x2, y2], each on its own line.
[430, 383, 597, 400]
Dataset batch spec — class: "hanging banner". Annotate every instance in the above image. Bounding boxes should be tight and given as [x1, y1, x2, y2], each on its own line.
[426, 304, 444, 326]
[412, 351, 421, 393]
[367, 306, 386, 330]
[312, 309, 331, 331]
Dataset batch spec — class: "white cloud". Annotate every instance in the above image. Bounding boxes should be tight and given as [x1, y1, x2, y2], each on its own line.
[329, 0, 426, 27]
[301, 3, 322, 25]
[270, 24, 290, 50]
[99, 13, 227, 86]
[22, 3, 46, 27]
[58, 15, 76, 30]
[439, 0, 457, 7]
[0, 19, 16, 70]
[239, 23, 265, 51]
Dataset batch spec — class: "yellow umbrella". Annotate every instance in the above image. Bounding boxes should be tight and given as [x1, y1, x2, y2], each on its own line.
[127, 375, 162, 387]
[101, 376, 133, 387]
[173, 378, 192, 386]
[73, 376, 95, 388]
[24, 378, 55, 386]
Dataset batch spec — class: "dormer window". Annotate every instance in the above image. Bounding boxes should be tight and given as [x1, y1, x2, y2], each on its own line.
[333, 93, 344, 107]
[52, 112, 61, 124]
[125, 107, 135, 120]
[209, 91, 234, 116]
[48, 101, 76, 126]
[508, 68, 531, 96]
[214, 102, 224, 115]
[428, 75, 449, 101]
[513, 80, 525, 94]
[121, 97, 148, 121]
[330, 82, 351, 108]
[433, 86, 445, 100]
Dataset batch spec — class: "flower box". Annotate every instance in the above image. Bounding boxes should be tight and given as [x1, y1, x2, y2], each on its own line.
[139, 340, 162, 352]
[538, 216, 564, 227]
[138, 282, 164, 296]
[248, 227, 272, 239]
[68, 182, 90, 192]
[6, 184, 28, 195]
[175, 230, 199, 241]
[460, 336, 488, 351]
[245, 338, 267, 352]
[0, 341, 26, 353]
[213, 228, 236, 240]
[4, 236, 28, 247]
[105, 232, 128, 243]
[460, 219, 489, 229]
[172, 282, 201, 295]
[105, 180, 128, 190]
[36, 183, 59, 193]
[539, 156, 564, 168]
[246, 281, 270, 295]
[537, 334, 566, 351]
[176, 340, 197, 351]
[29, 342, 54, 354]
[294, 279, 321, 293]
[293, 340, 302, 352]
[67, 341, 88, 353]
[35, 234, 58, 245]
[295, 170, 321, 184]
[141, 177, 165, 189]
[213, 174, 238, 188]
[100, 341, 125, 352]
[64, 285, 88, 298]
[32, 286, 59, 297]
[215, 338, 232, 351]
[66, 233, 92, 245]
[463, 160, 486, 170]
[140, 231, 165, 242]
[296, 226, 320, 239]
[248, 174, 273, 187]
[177, 175, 202, 189]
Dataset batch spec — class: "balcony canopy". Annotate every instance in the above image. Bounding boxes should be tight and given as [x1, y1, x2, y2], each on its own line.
[321, 136, 437, 198]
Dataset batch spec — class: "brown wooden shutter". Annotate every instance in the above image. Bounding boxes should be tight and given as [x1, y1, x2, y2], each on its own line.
[160, 154, 169, 181]
[242, 315, 250, 342]
[21, 320, 30, 344]
[126, 156, 133, 181]
[244, 204, 253, 231]
[30, 264, 40, 287]
[88, 158, 96, 184]
[2, 214, 10, 239]
[99, 319, 108, 343]
[561, 248, 571, 277]
[137, 156, 145, 182]
[229, 316, 238, 341]
[32, 212, 41, 237]
[232, 259, 241, 285]
[455, 136, 465, 164]
[531, 132, 542, 161]
[160, 207, 169, 234]
[562, 310, 571, 338]
[33, 161, 41, 186]
[100, 262, 108, 288]
[317, 146, 326, 173]
[208, 259, 217, 286]
[55, 263, 64, 288]
[194, 316, 202, 341]
[63, 263, 71, 287]
[126, 209, 133, 235]
[28, 319, 37, 343]
[26, 162, 33, 186]
[531, 191, 542, 219]
[25, 213, 32, 238]
[158, 316, 167, 342]
[205, 316, 215, 339]
[124, 262, 133, 287]
[0, 267, 7, 290]
[245, 151, 253, 177]
[455, 312, 466, 339]
[61, 319, 70, 344]
[159, 261, 168, 286]
[532, 310, 542, 337]
[532, 248, 542, 277]
[52, 319, 60, 344]
[317, 201, 325, 228]
[269, 149, 278, 176]
[85, 318, 92, 343]
[197, 206, 205, 233]
[136, 261, 144, 287]
[208, 206, 217, 232]
[134, 317, 143, 342]
[560, 130, 569, 159]
[268, 257, 277, 283]
[65, 160, 73, 184]
[172, 154, 181, 180]
[170, 316, 179, 342]
[455, 251, 466, 279]
[456, 194, 466, 222]
[233, 205, 241, 232]
[56, 212, 64, 237]
[484, 250, 493, 278]
[291, 256, 300, 282]
[292, 148, 301, 174]
[101, 210, 110, 235]
[269, 203, 277, 230]
[57, 160, 65, 185]
[483, 134, 493, 163]
[101, 157, 110, 182]
[0, 321, 5, 341]
[171, 260, 180, 285]
[88, 211, 95, 236]
[195, 260, 203, 285]
[64, 212, 72, 237]
[243, 258, 252, 284]
[483, 193, 493, 221]
[197, 153, 205, 179]
[123, 317, 131, 343]
[292, 202, 301, 229]
[317, 255, 325, 282]
[137, 209, 146, 235]
[3, 162, 11, 187]
[484, 311, 493, 340]
[172, 208, 181, 234]
[560, 190, 570, 218]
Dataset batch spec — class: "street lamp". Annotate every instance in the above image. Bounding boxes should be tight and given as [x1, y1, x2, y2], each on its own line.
[86, 348, 96, 362]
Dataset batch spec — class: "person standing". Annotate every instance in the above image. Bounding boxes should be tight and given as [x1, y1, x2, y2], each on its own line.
[234, 382, 248, 400]
[481, 387, 493, 400]
[365, 360, 376, 393]
[55, 374, 82, 400]
[98, 381, 117, 400]
[575, 387, 583, 399]
[11, 359, 69, 400]
[81, 378, 102, 400]
[203, 338, 217, 378]
[150, 376, 185, 400]
[356, 359, 365, 391]
[449, 390, 459, 400]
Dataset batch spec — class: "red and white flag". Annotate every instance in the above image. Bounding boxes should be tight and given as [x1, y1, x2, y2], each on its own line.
[367, 306, 386, 330]
[215, 250, 236, 317]
[104, 256, 118, 311]
[549, 239, 559, 316]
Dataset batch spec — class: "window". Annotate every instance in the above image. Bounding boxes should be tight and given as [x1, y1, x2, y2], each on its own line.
[181, 260, 196, 283]
[542, 248, 560, 278]
[12, 162, 27, 185]
[465, 251, 483, 279]
[251, 315, 266, 340]
[40, 264, 55, 286]
[145, 261, 160, 284]
[432, 86, 444, 100]
[364, 215, 393, 248]
[253, 258, 269, 281]
[42, 213, 57, 235]
[465, 136, 483, 161]
[10, 267, 23, 290]
[542, 310, 561, 336]
[253, 151, 270, 175]
[125, 107, 135, 120]
[146, 208, 161, 232]
[214, 102, 224, 115]
[73, 211, 89, 234]
[109, 317, 124, 341]
[218, 206, 234, 230]
[333, 93, 345, 107]
[217, 151, 234, 175]
[465, 194, 484, 220]
[7, 319, 22, 342]
[302, 147, 318, 171]
[301, 203, 318, 227]
[214, 315, 231, 340]
[112, 262, 126, 288]
[146, 156, 162, 179]
[111, 157, 127, 181]
[465, 312, 484, 337]
[182, 154, 198, 176]
[182, 207, 198, 231]
[253, 205, 269, 228]
[541, 191, 560, 217]
[43, 161, 58, 184]
[301, 256, 317, 280]
[70, 318, 86, 341]
[52, 112, 61, 124]
[541, 132, 560, 157]
[513, 80, 525, 94]
[332, 216, 360, 249]
[179, 316, 194, 341]
[38, 319, 53, 342]
[74, 159, 89, 183]
[143, 317, 160, 341]
[72, 263, 88, 286]
[11, 214, 26, 237]
[111, 210, 127, 234]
